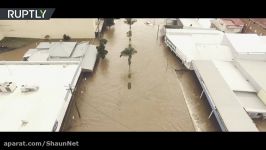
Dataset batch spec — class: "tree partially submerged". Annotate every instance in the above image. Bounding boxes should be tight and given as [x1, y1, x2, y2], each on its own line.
[120, 44, 137, 77]
[63, 34, 71, 41]
[97, 38, 108, 59]
[120, 18, 137, 78]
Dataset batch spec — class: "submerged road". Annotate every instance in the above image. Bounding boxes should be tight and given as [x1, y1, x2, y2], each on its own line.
[65, 19, 195, 131]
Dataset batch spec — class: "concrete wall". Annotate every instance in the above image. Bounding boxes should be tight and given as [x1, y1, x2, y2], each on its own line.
[0, 19, 96, 39]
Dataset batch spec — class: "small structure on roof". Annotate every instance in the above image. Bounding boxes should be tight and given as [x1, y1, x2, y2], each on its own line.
[0, 82, 17, 93]
[211, 18, 244, 33]
[21, 85, 39, 93]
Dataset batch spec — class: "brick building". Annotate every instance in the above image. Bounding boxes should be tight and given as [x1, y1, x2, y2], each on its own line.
[241, 19, 266, 35]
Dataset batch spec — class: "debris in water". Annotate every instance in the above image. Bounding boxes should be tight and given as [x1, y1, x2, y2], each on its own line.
[128, 82, 131, 89]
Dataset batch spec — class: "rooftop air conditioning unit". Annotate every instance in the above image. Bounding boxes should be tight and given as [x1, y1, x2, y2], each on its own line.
[21, 85, 39, 93]
[0, 82, 17, 93]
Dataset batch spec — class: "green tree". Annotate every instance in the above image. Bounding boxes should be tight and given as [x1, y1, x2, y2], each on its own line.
[97, 38, 108, 59]
[120, 18, 137, 78]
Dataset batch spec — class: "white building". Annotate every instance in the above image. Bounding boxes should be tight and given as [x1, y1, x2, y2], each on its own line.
[165, 28, 233, 69]
[0, 19, 97, 39]
[0, 61, 82, 131]
[165, 29, 266, 131]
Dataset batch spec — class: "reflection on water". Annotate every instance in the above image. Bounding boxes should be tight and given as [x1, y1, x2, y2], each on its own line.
[0, 19, 220, 131]
[64, 19, 196, 131]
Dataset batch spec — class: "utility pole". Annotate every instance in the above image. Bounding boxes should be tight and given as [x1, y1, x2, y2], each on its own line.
[67, 84, 81, 118]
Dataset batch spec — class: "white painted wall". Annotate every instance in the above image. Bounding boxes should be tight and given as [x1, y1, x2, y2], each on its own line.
[0, 19, 97, 39]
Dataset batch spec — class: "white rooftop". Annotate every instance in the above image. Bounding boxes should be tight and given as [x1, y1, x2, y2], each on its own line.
[193, 60, 258, 131]
[71, 42, 89, 58]
[28, 50, 49, 61]
[179, 18, 214, 29]
[213, 61, 256, 92]
[226, 33, 266, 54]
[211, 60, 266, 115]
[0, 61, 81, 131]
[81, 45, 98, 72]
[236, 60, 266, 91]
[165, 29, 233, 69]
[166, 28, 222, 35]
[49, 42, 77, 57]
[36, 42, 55, 49]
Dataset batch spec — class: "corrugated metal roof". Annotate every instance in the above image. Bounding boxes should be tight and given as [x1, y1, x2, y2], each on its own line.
[71, 42, 88, 58]
[81, 45, 97, 72]
[49, 42, 77, 58]
[28, 50, 49, 61]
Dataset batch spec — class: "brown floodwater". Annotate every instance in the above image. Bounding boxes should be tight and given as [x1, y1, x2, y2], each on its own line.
[0, 42, 37, 61]
[0, 19, 222, 131]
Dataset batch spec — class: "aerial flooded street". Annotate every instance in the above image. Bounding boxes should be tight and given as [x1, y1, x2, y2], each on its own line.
[0, 19, 220, 131]
[63, 19, 218, 131]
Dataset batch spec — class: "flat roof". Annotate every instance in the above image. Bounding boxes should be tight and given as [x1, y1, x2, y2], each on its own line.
[236, 60, 266, 91]
[211, 61, 266, 114]
[235, 92, 266, 113]
[213, 61, 256, 92]
[226, 33, 266, 54]
[0, 61, 81, 131]
[165, 31, 233, 69]
[193, 60, 258, 131]
[166, 28, 222, 35]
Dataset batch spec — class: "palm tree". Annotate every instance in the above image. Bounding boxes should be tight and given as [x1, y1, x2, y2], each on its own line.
[124, 18, 137, 44]
[120, 44, 137, 78]
[120, 18, 137, 78]
[96, 38, 108, 59]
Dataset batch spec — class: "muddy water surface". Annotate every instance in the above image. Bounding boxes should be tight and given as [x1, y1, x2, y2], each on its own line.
[0, 19, 222, 131]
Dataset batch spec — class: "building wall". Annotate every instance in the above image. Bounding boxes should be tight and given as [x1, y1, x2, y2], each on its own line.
[0, 19, 97, 39]
[211, 19, 243, 33]
[241, 19, 266, 35]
